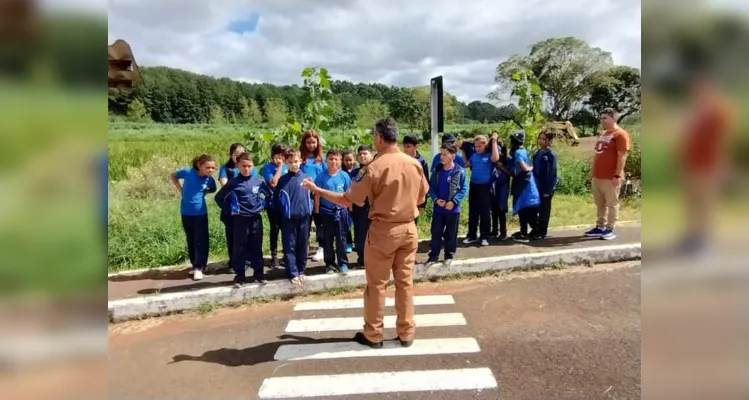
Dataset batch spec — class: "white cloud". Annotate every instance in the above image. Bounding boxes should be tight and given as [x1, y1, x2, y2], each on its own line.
[108, 0, 641, 102]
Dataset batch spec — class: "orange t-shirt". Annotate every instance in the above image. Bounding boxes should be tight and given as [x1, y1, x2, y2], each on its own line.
[592, 128, 631, 179]
[680, 100, 731, 172]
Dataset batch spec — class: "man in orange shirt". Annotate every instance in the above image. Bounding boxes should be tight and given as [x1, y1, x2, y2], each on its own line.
[585, 108, 630, 240]
[677, 74, 733, 255]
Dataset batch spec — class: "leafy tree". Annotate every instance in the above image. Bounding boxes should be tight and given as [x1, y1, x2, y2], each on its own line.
[208, 104, 225, 124]
[247, 98, 263, 125]
[263, 97, 288, 126]
[569, 108, 600, 135]
[585, 66, 641, 123]
[507, 67, 545, 149]
[237, 97, 262, 124]
[354, 100, 390, 128]
[300, 66, 335, 133]
[490, 37, 613, 120]
[126, 98, 148, 122]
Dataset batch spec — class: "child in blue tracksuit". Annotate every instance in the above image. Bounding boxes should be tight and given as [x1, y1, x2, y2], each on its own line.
[509, 130, 541, 242]
[314, 149, 352, 274]
[464, 134, 500, 246]
[430, 133, 465, 174]
[215, 153, 271, 286]
[426, 143, 467, 266]
[342, 148, 357, 253]
[351, 145, 374, 267]
[169, 154, 217, 281]
[261, 143, 288, 268]
[218, 143, 258, 269]
[273, 148, 314, 286]
[532, 131, 558, 239]
[491, 142, 512, 241]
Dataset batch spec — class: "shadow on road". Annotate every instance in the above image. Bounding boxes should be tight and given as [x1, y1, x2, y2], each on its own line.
[168, 334, 349, 367]
[523, 234, 598, 248]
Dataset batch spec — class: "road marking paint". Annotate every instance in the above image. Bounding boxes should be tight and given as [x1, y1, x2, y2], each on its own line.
[284, 312, 467, 333]
[274, 337, 480, 361]
[257, 367, 497, 398]
[293, 295, 455, 311]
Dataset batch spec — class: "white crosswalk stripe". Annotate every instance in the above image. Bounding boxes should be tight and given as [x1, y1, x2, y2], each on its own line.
[292, 294, 455, 311]
[257, 294, 498, 398]
[274, 337, 481, 361]
[284, 312, 467, 333]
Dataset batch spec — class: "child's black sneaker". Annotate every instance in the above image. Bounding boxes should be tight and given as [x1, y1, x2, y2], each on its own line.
[233, 277, 246, 288]
[425, 258, 439, 267]
[395, 336, 414, 348]
[496, 233, 508, 241]
[513, 234, 530, 243]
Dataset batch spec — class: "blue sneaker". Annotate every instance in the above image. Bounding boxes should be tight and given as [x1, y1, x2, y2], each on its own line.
[600, 228, 616, 240]
[325, 265, 337, 274]
[585, 227, 605, 237]
[346, 244, 353, 253]
[338, 264, 349, 274]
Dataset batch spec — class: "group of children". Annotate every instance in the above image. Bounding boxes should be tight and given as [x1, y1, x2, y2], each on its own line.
[414, 129, 559, 266]
[169, 128, 558, 286]
[170, 130, 375, 286]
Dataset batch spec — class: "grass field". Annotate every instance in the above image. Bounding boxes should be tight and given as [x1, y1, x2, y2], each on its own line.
[107, 122, 641, 271]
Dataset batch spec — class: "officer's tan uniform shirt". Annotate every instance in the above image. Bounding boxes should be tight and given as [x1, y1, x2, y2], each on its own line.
[344, 148, 429, 222]
[343, 146, 429, 343]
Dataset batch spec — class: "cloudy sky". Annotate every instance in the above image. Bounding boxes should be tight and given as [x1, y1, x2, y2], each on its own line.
[105, 0, 641, 103]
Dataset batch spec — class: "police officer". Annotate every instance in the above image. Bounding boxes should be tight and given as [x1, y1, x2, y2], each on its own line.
[302, 117, 429, 349]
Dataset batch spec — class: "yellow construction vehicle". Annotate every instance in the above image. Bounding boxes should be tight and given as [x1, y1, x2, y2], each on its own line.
[544, 121, 580, 146]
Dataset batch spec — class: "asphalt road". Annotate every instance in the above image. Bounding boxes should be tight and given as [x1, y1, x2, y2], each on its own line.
[108, 261, 641, 400]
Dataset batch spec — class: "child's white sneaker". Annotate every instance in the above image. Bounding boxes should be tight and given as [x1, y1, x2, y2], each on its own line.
[193, 270, 204, 280]
[313, 248, 324, 261]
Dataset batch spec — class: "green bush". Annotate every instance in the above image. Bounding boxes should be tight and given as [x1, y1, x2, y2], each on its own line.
[625, 131, 641, 179]
[556, 158, 592, 195]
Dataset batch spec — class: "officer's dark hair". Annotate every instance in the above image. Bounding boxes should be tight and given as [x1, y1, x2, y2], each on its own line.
[271, 143, 287, 157]
[373, 117, 398, 143]
[326, 148, 342, 159]
[402, 133, 420, 146]
[440, 143, 458, 155]
[357, 144, 372, 154]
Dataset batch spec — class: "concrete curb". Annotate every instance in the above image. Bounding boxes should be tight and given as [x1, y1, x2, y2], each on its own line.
[107, 221, 640, 277]
[108, 242, 641, 322]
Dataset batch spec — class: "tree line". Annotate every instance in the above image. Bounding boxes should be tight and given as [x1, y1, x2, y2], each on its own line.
[107, 37, 640, 132]
[107, 66, 518, 130]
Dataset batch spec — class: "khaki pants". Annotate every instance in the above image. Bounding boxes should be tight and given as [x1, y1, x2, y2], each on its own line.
[592, 178, 620, 230]
[362, 220, 418, 343]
